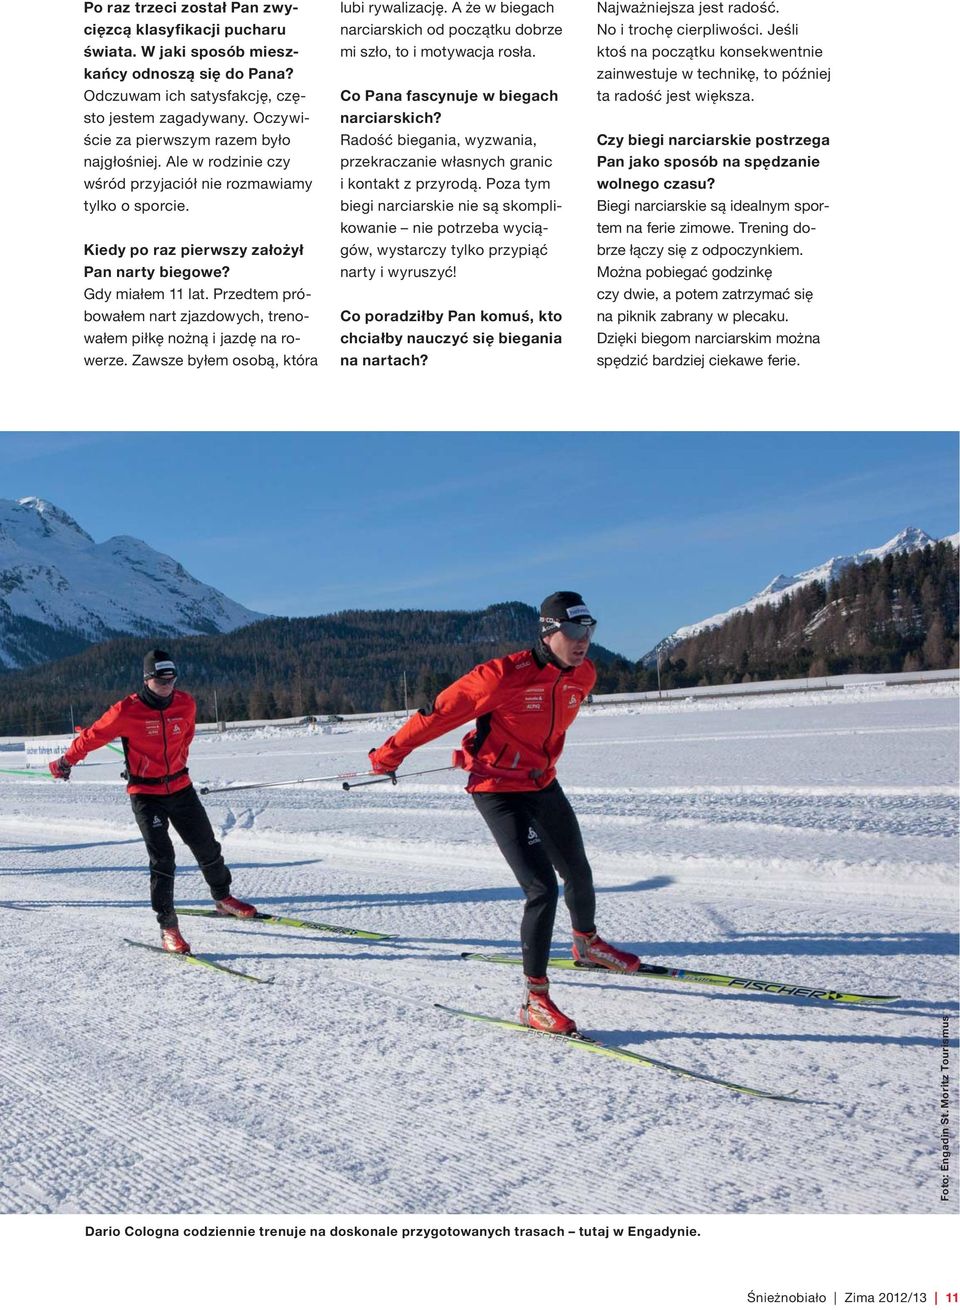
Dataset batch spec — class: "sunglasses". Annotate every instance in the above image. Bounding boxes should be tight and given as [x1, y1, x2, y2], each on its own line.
[546, 621, 596, 640]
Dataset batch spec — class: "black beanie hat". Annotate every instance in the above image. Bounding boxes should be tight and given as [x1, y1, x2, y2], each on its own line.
[539, 592, 596, 630]
[143, 649, 177, 679]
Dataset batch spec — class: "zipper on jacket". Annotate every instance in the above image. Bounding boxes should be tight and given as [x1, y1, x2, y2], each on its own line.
[540, 665, 562, 773]
[159, 704, 171, 794]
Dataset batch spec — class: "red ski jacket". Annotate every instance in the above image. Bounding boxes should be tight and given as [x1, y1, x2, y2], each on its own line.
[373, 649, 595, 793]
[65, 690, 196, 795]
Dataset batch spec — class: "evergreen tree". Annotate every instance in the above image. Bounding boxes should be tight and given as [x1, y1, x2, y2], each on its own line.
[922, 614, 948, 669]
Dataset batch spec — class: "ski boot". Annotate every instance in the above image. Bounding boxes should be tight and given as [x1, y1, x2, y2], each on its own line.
[519, 976, 578, 1035]
[214, 896, 258, 918]
[572, 929, 641, 973]
[161, 921, 191, 954]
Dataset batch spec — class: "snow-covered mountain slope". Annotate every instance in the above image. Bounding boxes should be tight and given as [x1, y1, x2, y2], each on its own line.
[643, 527, 955, 662]
[0, 497, 265, 668]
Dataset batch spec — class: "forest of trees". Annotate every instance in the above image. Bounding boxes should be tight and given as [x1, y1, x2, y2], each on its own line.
[0, 543, 955, 735]
[0, 602, 619, 736]
[634, 539, 959, 693]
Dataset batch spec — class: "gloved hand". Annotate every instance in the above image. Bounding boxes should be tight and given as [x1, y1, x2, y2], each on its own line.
[368, 746, 403, 775]
[49, 756, 72, 781]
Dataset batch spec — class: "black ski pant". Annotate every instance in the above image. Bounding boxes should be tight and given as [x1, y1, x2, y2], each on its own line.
[129, 784, 231, 928]
[472, 780, 596, 978]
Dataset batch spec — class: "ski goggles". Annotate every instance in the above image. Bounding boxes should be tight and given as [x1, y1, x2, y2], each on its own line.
[542, 618, 597, 640]
[145, 671, 178, 683]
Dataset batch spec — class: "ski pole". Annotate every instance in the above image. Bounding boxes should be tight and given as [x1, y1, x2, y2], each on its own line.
[342, 765, 460, 790]
[0, 766, 53, 779]
[198, 769, 378, 796]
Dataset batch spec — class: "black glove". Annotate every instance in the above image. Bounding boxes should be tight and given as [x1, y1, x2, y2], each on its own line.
[48, 756, 72, 781]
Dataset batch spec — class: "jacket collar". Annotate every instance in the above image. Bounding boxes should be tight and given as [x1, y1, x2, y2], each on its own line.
[138, 685, 175, 711]
[533, 637, 568, 672]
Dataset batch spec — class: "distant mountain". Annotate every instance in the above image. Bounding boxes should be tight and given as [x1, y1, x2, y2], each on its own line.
[0, 497, 266, 668]
[642, 528, 952, 664]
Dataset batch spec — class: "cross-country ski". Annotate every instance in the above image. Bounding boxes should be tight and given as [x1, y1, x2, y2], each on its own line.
[176, 907, 393, 940]
[122, 937, 275, 984]
[434, 1005, 803, 1101]
[459, 952, 899, 1006]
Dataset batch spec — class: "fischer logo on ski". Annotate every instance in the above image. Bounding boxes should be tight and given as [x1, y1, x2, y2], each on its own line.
[460, 952, 898, 1005]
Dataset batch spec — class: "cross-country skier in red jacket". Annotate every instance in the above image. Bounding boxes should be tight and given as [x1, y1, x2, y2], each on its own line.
[369, 592, 640, 1035]
[48, 648, 257, 953]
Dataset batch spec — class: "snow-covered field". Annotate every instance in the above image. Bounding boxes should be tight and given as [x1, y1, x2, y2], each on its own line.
[0, 682, 956, 1216]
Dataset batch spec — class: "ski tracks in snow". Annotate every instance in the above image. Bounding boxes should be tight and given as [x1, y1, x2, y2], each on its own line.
[0, 689, 955, 1214]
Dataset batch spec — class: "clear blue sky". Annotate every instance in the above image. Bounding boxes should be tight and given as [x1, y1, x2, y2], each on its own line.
[1, 432, 957, 659]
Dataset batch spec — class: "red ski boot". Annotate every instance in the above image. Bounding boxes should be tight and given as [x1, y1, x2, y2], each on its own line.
[572, 929, 641, 973]
[161, 923, 191, 954]
[215, 896, 258, 918]
[519, 976, 578, 1035]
